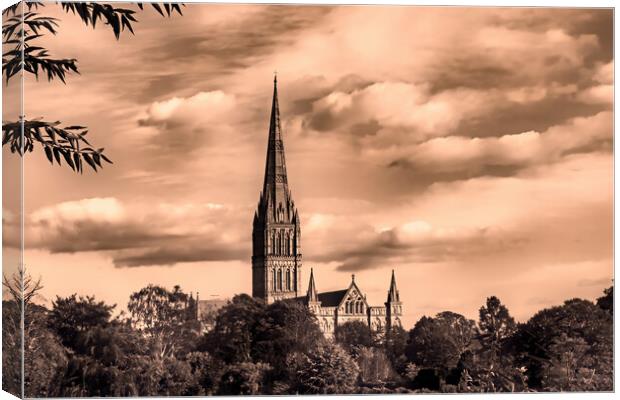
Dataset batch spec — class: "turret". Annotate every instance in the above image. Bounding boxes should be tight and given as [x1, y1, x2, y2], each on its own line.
[385, 269, 403, 330]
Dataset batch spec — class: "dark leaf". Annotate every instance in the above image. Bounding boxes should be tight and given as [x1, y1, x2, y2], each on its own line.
[44, 145, 53, 164]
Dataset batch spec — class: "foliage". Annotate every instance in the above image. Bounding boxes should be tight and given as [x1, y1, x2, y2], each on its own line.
[4, 275, 613, 396]
[252, 300, 323, 368]
[456, 296, 526, 392]
[287, 342, 360, 394]
[201, 294, 265, 363]
[128, 284, 200, 358]
[512, 298, 613, 391]
[48, 294, 115, 350]
[596, 285, 613, 314]
[2, 2, 183, 172]
[384, 325, 409, 373]
[185, 351, 225, 395]
[3, 120, 112, 172]
[356, 346, 396, 385]
[2, 266, 57, 398]
[217, 362, 272, 395]
[406, 311, 476, 370]
[334, 320, 375, 356]
[478, 296, 517, 354]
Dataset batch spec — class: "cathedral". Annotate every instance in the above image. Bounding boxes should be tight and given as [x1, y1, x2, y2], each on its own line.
[251, 76, 403, 336]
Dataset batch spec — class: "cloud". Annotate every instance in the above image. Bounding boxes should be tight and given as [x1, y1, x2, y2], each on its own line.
[577, 84, 613, 105]
[137, 90, 237, 153]
[307, 82, 500, 140]
[378, 111, 611, 180]
[301, 151, 611, 273]
[10, 198, 251, 267]
[301, 211, 523, 272]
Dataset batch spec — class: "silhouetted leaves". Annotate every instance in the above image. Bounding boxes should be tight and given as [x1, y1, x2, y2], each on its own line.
[2, 2, 183, 172]
[2, 119, 113, 172]
[596, 285, 613, 314]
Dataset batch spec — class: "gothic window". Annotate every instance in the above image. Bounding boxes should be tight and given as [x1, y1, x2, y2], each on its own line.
[281, 229, 285, 254]
[271, 231, 276, 255]
[285, 231, 290, 255]
[286, 269, 291, 290]
[277, 269, 282, 291]
[275, 231, 280, 255]
[272, 269, 277, 291]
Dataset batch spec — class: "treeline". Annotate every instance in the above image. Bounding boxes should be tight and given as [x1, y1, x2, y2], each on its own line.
[2, 269, 613, 396]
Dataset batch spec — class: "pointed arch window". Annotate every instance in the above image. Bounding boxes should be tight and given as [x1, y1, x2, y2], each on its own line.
[277, 269, 282, 291]
[286, 269, 291, 290]
[281, 229, 285, 255]
[285, 231, 290, 255]
[271, 231, 276, 255]
[272, 269, 277, 291]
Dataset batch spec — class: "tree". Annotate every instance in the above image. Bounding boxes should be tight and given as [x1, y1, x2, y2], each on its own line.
[543, 334, 598, 391]
[513, 298, 612, 391]
[334, 320, 375, 356]
[478, 296, 517, 354]
[2, 266, 67, 398]
[457, 296, 525, 392]
[201, 294, 265, 364]
[2, 2, 182, 172]
[406, 312, 476, 371]
[185, 351, 225, 395]
[287, 342, 360, 394]
[48, 294, 115, 351]
[128, 284, 199, 358]
[384, 325, 409, 374]
[217, 362, 272, 395]
[596, 285, 613, 314]
[252, 300, 323, 367]
[356, 346, 395, 386]
[46, 294, 158, 397]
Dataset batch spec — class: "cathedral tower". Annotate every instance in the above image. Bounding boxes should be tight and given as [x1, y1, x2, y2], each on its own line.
[252, 77, 302, 303]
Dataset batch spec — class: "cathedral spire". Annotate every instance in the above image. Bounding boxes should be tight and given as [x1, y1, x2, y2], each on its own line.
[307, 268, 318, 302]
[252, 78, 302, 303]
[262, 74, 289, 204]
[387, 269, 400, 302]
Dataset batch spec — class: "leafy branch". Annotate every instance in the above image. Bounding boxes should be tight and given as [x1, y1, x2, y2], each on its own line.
[3, 119, 112, 173]
[61, 2, 183, 39]
[2, 2, 184, 172]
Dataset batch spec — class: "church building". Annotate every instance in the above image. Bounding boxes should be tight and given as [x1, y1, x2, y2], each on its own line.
[251, 76, 403, 336]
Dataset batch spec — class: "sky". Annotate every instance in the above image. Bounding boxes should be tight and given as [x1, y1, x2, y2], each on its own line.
[2, 4, 613, 328]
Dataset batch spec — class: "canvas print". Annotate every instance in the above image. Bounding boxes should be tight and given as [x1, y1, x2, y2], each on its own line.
[1, 1, 614, 397]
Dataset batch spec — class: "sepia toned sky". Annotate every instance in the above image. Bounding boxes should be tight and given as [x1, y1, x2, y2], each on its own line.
[2, 4, 613, 327]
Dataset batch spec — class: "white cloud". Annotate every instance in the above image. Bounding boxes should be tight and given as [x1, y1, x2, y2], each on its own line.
[578, 84, 613, 105]
[365, 111, 611, 173]
[143, 90, 236, 124]
[31, 197, 126, 225]
[310, 81, 499, 139]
